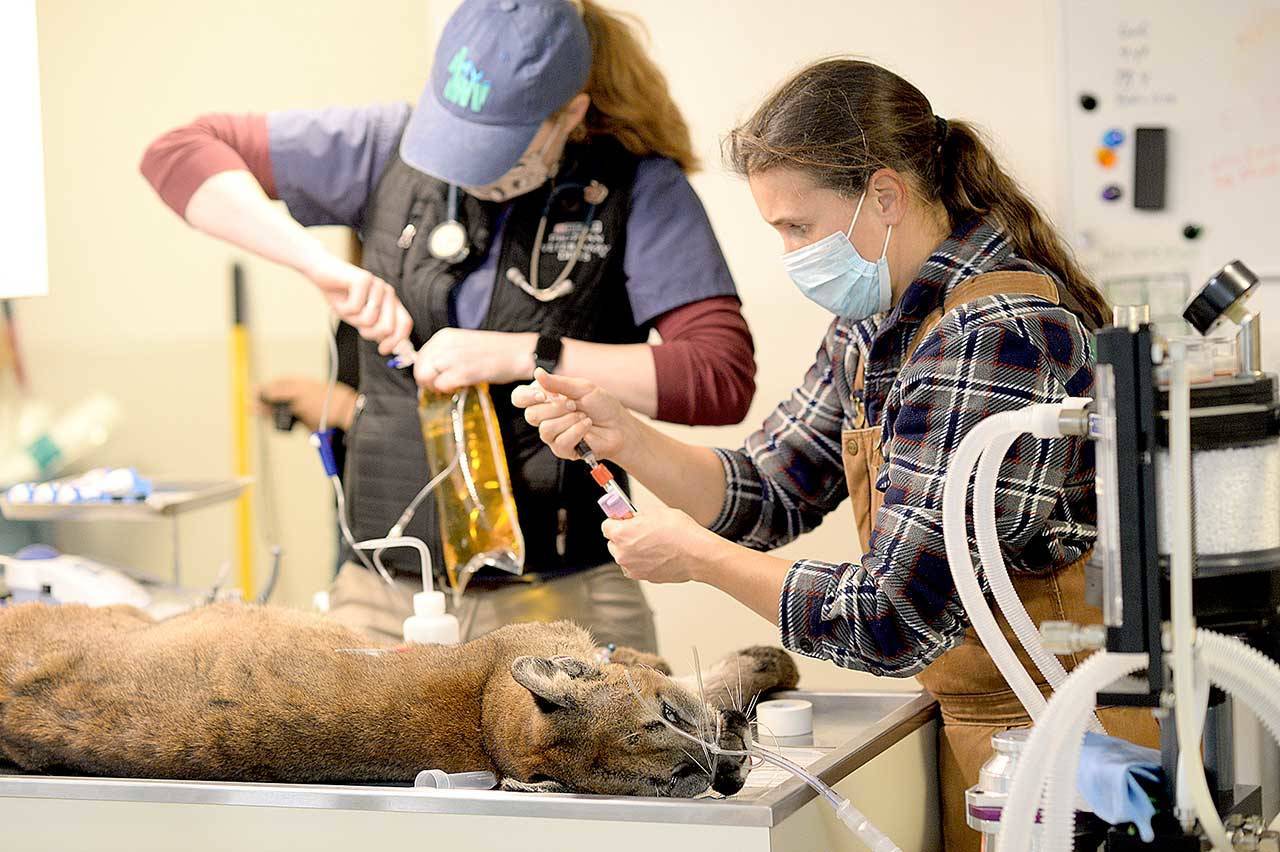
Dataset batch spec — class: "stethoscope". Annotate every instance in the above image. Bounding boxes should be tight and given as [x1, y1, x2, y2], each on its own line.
[420, 180, 609, 304]
[422, 184, 471, 264]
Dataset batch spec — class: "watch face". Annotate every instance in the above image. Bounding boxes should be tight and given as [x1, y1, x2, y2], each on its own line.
[427, 220, 470, 263]
[535, 335, 563, 371]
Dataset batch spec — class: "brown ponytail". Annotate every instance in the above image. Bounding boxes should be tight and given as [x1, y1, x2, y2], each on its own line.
[565, 0, 699, 172]
[727, 58, 1109, 329]
[937, 120, 1109, 329]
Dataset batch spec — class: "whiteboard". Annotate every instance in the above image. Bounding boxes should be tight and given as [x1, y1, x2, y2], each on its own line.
[1060, 0, 1280, 352]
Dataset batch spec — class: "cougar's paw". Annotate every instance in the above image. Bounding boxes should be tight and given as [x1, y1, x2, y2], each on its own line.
[607, 646, 672, 675]
[735, 646, 800, 691]
[687, 646, 800, 712]
[500, 778, 574, 794]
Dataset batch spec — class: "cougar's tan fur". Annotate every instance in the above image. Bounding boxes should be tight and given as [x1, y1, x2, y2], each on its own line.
[0, 602, 797, 797]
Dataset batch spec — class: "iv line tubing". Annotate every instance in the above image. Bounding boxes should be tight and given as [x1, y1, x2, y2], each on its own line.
[320, 319, 380, 578]
[318, 316, 459, 590]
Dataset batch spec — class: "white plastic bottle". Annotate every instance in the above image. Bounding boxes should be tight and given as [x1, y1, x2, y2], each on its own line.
[402, 590, 460, 645]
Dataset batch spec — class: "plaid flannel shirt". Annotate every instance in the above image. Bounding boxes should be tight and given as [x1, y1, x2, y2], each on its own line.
[710, 217, 1098, 676]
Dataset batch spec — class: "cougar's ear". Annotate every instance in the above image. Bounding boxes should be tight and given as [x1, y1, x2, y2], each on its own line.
[511, 656, 601, 712]
[608, 646, 672, 675]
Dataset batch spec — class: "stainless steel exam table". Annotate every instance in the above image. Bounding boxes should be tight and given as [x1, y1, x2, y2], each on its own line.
[0, 689, 940, 852]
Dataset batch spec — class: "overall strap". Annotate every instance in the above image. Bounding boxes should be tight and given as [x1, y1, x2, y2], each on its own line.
[905, 271, 1060, 361]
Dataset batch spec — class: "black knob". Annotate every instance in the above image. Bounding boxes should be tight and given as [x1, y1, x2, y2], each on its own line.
[1183, 260, 1259, 334]
[1079, 93, 1099, 111]
[1182, 224, 1202, 240]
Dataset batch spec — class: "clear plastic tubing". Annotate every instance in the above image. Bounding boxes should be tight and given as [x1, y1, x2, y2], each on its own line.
[354, 536, 434, 593]
[1196, 630, 1280, 791]
[1168, 340, 1231, 850]
[998, 628, 1280, 851]
[942, 410, 1048, 720]
[1041, 630, 1280, 852]
[1041, 653, 1150, 852]
[975, 430, 1071, 689]
[737, 746, 899, 851]
[997, 651, 1148, 851]
[974, 430, 1105, 736]
[629, 675, 902, 852]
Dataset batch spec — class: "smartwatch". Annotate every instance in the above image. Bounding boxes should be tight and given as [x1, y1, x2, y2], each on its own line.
[534, 334, 564, 374]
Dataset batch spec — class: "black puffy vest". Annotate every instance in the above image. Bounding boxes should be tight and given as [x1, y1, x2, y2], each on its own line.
[346, 136, 645, 578]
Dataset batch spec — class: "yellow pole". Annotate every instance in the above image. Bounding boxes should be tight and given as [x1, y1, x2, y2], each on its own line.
[231, 264, 253, 597]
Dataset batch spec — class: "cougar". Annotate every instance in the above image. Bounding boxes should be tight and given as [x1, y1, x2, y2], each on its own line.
[0, 601, 797, 797]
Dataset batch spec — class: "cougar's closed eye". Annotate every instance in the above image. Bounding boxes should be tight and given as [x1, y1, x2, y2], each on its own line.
[660, 701, 688, 727]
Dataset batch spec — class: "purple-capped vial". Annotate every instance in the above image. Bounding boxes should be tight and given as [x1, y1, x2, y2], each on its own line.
[598, 491, 635, 520]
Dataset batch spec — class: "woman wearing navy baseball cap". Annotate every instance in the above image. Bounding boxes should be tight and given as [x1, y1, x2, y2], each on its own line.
[141, 0, 754, 651]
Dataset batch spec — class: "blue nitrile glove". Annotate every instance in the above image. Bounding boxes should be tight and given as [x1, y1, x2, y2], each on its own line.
[1076, 731, 1162, 842]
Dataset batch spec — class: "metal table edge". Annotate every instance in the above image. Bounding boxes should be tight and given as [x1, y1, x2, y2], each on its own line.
[0, 777, 777, 827]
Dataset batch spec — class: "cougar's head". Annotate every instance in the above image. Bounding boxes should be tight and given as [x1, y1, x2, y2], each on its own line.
[501, 647, 796, 798]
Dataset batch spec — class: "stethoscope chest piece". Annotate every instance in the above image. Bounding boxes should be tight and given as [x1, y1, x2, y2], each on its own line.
[427, 219, 470, 264]
[411, 184, 470, 264]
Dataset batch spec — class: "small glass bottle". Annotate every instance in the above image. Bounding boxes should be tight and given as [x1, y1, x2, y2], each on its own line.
[1210, 337, 1238, 377]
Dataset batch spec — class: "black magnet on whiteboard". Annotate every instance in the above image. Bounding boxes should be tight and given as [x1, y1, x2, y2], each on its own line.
[1133, 127, 1168, 211]
[1182, 224, 1203, 240]
[1079, 93, 1099, 111]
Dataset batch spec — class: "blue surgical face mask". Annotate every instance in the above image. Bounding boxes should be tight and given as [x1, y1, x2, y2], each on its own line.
[781, 190, 892, 320]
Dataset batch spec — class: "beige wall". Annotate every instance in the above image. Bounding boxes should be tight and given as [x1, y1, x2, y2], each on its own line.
[30, 1, 1060, 690]
[28, 0, 431, 608]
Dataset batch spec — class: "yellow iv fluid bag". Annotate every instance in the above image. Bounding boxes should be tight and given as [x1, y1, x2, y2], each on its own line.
[418, 384, 524, 599]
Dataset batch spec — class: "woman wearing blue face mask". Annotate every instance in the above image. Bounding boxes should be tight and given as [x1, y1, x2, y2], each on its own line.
[515, 58, 1158, 851]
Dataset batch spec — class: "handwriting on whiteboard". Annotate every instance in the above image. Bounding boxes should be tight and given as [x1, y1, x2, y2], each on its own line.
[1115, 18, 1177, 107]
[1211, 143, 1280, 190]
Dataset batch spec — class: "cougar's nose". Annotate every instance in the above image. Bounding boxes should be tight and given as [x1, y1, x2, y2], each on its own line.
[712, 769, 747, 796]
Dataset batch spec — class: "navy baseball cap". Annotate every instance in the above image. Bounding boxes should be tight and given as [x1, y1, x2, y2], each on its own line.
[400, 0, 592, 187]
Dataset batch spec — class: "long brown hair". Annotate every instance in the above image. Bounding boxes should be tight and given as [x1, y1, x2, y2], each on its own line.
[726, 58, 1108, 329]
[565, 0, 699, 172]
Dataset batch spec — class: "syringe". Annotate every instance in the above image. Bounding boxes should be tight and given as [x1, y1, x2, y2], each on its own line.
[576, 440, 636, 520]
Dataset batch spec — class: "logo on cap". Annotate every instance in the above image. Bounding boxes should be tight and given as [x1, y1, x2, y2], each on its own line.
[442, 47, 492, 113]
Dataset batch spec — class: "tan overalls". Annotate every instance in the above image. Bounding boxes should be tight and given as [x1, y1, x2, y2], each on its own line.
[842, 272, 1160, 851]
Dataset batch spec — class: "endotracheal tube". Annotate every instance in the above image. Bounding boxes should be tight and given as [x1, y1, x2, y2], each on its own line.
[624, 672, 901, 852]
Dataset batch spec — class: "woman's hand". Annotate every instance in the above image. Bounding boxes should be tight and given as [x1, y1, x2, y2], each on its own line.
[413, 329, 537, 392]
[512, 369, 637, 462]
[303, 253, 413, 356]
[601, 502, 723, 584]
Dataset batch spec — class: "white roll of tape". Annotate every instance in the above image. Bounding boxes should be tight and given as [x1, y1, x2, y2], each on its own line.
[755, 698, 813, 737]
